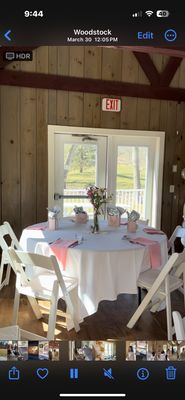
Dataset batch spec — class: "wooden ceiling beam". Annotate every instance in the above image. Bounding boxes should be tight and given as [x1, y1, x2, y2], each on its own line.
[133, 52, 160, 85]
[122, 46, 185, 58]
[1, 69, 185, 102]
[133, 52, 182, 88]
[160, 57, 183, 86]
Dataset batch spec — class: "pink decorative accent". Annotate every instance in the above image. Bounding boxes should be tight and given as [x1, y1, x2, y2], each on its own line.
[143, 228, 165, 235]
[129, 237, 161, 269]
[74, 213, 88, 224]
[127, 221, 137, 233]
[50, 239, 78, 270]
[48, 217, 59, 230]
[108, 215, 120, 227]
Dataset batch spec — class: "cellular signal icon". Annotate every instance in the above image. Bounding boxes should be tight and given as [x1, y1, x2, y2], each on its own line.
[132, 11, 143, 17]
[145, 10, 154, 17]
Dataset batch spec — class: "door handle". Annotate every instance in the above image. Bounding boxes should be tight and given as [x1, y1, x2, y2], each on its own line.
[54, 193, 88, 200]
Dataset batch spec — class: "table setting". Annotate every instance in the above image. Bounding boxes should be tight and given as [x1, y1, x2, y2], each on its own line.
[19, 186, 168, 322]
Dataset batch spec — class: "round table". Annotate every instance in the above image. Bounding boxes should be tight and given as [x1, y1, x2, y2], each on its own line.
[20, 218, 168, 322]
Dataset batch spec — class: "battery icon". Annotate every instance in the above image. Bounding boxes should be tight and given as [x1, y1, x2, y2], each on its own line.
[156, 10, 170, 17]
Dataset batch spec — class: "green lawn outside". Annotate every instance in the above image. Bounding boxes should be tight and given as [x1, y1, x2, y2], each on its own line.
[65, 164, 146, 190]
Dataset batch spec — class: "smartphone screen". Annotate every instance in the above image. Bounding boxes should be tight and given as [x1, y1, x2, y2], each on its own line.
[0, 5, 184, 398]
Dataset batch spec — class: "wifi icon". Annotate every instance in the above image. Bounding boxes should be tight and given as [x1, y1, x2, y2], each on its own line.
[145, 10, 154, 17]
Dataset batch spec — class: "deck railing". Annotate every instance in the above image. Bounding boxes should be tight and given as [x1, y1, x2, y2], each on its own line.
[63, 188, 145, 217]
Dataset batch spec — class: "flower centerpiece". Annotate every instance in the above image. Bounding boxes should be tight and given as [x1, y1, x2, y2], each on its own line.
[86, 186, 112, 233]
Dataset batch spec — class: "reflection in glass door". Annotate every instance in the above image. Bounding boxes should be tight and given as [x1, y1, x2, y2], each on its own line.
[115, 146, 148, 218]
[108, 136, 156, 224]
[54, 135, 107, 216]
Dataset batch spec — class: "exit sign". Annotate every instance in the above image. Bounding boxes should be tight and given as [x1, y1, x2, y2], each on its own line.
[102, 98, 121, 112]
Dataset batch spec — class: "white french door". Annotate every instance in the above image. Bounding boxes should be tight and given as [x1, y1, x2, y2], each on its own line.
[107, 136, 156, 223]
[49, 133, 107, 216]
[48, 126, 164, 227]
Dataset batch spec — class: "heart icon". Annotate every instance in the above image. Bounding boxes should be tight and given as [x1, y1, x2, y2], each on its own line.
[36, 368, 49, 380]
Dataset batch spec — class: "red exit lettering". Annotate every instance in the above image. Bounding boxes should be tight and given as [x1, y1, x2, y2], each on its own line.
[102, 98, 121, 112]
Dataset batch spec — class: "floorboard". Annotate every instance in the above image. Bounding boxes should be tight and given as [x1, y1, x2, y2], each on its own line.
[0, 272, 184, 340]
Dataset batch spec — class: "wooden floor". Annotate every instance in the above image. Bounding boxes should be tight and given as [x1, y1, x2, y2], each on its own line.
[0, 272, 184, 340]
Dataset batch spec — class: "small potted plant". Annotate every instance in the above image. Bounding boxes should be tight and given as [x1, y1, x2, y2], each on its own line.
[126, 210, 140, 233]
[47, 206, 61, 230]
[73, 206, 88, 223]
[107, 206, 126, 227]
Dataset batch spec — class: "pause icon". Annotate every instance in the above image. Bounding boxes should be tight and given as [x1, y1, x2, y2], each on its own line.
[70, 368, 79, 379]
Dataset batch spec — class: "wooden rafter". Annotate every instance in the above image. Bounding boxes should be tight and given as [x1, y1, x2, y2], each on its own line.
[133, 52, 182, 87]
[1, 69, 185, 101]
[133, 52, 160, 85]
[123, 46, 185, 58]
[160, 57, 182, 86]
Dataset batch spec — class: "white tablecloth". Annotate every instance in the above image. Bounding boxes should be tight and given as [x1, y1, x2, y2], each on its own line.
[20, 219, 168, 322]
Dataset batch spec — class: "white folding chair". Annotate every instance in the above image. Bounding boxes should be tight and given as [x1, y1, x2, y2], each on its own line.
[138, 226, 185, 307]
[0, 221, 22, 289]
[168, 225, 185, 297]
[8, 247, 80, 339]
[172, 311, 185, 340]
[127, 252, 185, 340]
[0, 222, 42, 321]
[0, 325, 46, 340]
[168, 225, 185, 254]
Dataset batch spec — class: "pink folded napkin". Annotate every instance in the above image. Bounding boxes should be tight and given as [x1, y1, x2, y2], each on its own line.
[50, 238, 78, 270]
[143, 228, 165, 235]
[26, 223, 48, 230]
[129, 237, 161, 269]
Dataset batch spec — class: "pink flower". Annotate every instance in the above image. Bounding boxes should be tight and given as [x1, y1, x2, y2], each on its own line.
[86, 186, 112, 215]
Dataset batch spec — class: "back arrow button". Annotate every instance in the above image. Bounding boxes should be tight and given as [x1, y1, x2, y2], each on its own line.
[4, 30, 12, 41]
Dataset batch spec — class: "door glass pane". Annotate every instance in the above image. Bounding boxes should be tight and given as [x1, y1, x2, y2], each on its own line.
[116, 146, 148, 218]
[63, 143, 97, 216]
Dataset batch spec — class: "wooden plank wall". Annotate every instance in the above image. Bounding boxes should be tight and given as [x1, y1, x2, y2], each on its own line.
[1, 46, 185, 237]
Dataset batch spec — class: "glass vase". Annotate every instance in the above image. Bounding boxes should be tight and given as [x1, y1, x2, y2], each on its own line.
[92, 210, 100, 233]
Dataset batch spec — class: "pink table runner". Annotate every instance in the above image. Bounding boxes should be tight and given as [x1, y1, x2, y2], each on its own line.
[50, 238, 78, 270]
[129, 237, 161, 269]
[143, 227, 165, 235]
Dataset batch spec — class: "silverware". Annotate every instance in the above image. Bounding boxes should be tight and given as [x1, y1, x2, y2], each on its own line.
[69, 242, 79, 248]
[122, 235, 131, 240]
[49, 238, 61, 245]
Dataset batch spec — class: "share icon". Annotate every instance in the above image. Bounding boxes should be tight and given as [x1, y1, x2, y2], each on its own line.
[103, 368, 114, 380]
